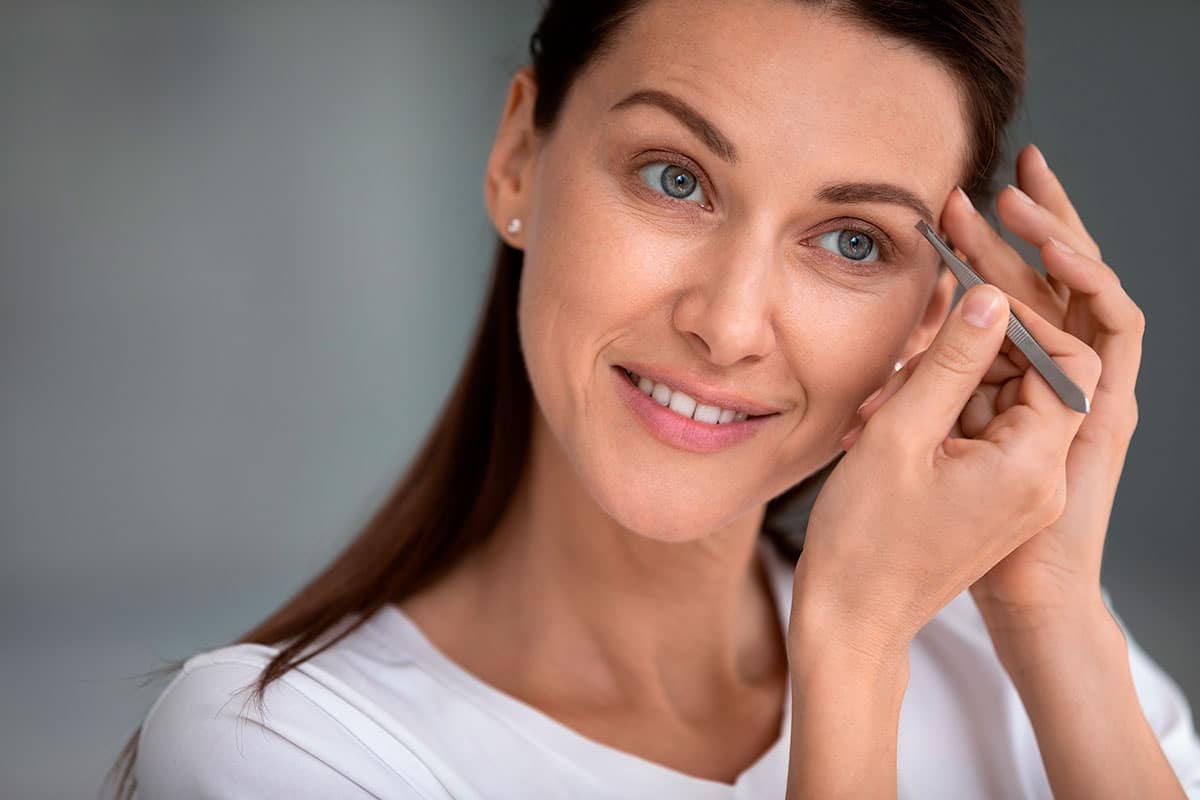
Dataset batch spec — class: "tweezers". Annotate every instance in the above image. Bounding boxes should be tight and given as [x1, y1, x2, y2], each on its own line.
[914, 220, 1090, 414]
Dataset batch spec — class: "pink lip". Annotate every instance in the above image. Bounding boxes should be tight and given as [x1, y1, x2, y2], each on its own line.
[612, 366, 776, 454]
[617, 361, 782, 417]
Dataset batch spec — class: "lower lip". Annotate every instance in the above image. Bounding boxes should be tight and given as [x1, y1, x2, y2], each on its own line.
[612, 366, 775, 454]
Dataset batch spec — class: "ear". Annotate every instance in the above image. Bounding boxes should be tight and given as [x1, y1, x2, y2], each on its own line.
[899, 265, 959, 361]
[483, 66, 541, 251]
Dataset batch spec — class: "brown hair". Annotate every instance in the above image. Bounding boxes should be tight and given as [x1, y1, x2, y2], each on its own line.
[105, 1, 1024, 795]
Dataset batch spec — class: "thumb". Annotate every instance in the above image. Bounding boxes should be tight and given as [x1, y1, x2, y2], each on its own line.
[874, 283, 1009, 446]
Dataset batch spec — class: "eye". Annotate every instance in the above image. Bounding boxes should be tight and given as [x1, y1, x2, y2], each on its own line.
[637, 161, 709, 207]
[813, 228, 881, 263]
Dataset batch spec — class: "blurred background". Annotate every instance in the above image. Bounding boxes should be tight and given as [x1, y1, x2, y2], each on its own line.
[1, 2, 1196, 797]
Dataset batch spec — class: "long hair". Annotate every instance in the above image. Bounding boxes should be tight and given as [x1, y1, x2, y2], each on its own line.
[105, 1, 1025, 796]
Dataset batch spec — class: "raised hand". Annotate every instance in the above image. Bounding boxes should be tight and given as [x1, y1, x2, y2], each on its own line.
[842, 144, 1145, 661]
[794, 277, 1101, 659]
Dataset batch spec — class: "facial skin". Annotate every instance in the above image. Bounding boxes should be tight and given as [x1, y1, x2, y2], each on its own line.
[500, 0, 966, 539]
[412, 0, 970, 776]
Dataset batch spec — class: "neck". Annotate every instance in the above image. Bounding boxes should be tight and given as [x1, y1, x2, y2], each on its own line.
[460, 409, 788, 722]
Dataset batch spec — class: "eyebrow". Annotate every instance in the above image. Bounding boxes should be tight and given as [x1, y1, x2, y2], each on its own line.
[610, 88, 935, 225]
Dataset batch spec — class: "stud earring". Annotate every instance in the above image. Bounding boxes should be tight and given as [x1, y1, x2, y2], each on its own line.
[894, 360, 904, 372]
[506, 218, 522, 235]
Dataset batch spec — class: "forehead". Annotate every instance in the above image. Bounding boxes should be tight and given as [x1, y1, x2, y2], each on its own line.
[576, 0, 970, 199]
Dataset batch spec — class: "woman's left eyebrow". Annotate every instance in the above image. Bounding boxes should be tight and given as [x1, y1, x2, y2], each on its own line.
[816, 182, 934, 226]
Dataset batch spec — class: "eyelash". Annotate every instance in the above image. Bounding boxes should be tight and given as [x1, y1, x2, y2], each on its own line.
[629, 150, 900, 266]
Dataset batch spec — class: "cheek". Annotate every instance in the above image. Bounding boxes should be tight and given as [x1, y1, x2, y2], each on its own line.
[775, 287, 922, 433]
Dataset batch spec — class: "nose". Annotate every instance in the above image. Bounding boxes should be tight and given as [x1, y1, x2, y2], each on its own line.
[672, 244, 778, 367]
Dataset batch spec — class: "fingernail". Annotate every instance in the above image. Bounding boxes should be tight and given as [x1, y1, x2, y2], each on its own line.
[963, 286, 1003, 328]
[1047, 235, 1074, 254]
[956, 186, 975, 212]
[1007, 183, 1035, 206]
[857, 386, 883, 415]
[840, 426, 863, 450]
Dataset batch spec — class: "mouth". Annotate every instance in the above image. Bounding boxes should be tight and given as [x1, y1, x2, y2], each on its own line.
[619, 364, 777, 422]
[612, 365, 776, 453]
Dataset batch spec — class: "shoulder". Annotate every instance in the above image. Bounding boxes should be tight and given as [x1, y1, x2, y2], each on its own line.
[135, 642, 452, 799]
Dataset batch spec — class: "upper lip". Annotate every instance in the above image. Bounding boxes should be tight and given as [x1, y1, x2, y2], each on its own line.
[617, 362, 785, 417]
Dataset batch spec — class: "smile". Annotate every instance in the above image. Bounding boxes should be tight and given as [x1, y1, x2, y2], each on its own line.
[620, 367, 749, 425]
[611, 365, 776, 454]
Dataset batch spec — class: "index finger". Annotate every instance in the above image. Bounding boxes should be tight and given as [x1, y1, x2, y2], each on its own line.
[978, 291, 1101, 453]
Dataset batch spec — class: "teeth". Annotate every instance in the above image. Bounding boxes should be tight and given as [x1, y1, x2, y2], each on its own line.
[668, 391, 697, 418]
[624, 368, 752, 425]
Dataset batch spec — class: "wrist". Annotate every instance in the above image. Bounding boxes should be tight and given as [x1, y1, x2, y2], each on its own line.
[788, 558, 913, 675]
[786, 571, 911, 800]
[976, 590, 1126, 682]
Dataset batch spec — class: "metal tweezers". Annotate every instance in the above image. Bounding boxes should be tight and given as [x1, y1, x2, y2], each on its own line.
[914, 220, 1090, 414]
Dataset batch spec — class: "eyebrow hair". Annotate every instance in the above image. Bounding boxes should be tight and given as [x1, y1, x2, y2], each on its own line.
[610, 88, 935, 224]
[816, 182, 934, 225]
[611, 89, 741, 165]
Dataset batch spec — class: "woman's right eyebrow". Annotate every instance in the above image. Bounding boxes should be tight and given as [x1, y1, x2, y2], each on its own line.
[611, 88, 741, 165]
[610, 87, 934, 224]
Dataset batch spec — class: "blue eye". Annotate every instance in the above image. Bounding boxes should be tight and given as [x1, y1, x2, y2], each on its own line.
[637, 162, 709, 206]
[813, 229, 880, 263]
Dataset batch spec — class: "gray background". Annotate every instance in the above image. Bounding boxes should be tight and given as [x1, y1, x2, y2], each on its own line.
[1, 2, 1195, 797]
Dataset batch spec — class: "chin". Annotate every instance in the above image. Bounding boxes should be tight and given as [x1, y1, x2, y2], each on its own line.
[582, 461, 767, 543]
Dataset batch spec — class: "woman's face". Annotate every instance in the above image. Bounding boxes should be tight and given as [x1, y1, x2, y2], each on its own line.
[489, 0, 969, 541]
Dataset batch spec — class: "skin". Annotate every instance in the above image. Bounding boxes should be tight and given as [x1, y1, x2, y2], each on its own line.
[402, 0, 1183, 795]
[838, 153, 1180, 798]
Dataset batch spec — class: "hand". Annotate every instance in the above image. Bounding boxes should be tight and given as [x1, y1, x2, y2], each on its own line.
[843, 144, 1145, 649]
[793, 278, 1101, 660]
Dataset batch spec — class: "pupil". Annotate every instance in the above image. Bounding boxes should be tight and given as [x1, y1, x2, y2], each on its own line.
[838, 230, 874, 260]
[661, 165, 696, 199]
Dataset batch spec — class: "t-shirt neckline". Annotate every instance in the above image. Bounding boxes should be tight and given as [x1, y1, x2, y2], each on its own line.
[362, 535, 795, 799]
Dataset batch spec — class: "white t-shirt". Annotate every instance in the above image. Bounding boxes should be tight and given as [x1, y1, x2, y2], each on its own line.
[135, 537, 1200, 799]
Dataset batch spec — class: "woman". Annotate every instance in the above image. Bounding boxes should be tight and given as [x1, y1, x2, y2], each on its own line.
[110, 1, 1200, 798]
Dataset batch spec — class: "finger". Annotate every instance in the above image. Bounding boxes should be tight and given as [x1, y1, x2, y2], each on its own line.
[1046, 272, 1071, 304]
[1040, 237, 1145, 405]
[843, 416, 967, 451]
[1040, 238, 1141, 336]
[859, 348, 1017, 425]
[960, 386, 998, 438]
[992, 291, 1101, 431]
[940, 186, 1059, 313]
[982, 351, 1023, 384]
[996, 376, 1022, 415]
[858, 351, 925, 421]
[840, 424, 863, 451]
[997, 182, 1101, 265]
[1015, 144, 1102, 259]
[875, 283, 1010, 446]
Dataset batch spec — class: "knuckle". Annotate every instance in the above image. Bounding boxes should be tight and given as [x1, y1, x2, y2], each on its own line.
[999, 460, 1048, 510]
[930, 338, 978, 377]
[1042, 473, 1069, 524]
[1006, 428, 1063, 481]
[1129, 304, 1147, 334]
